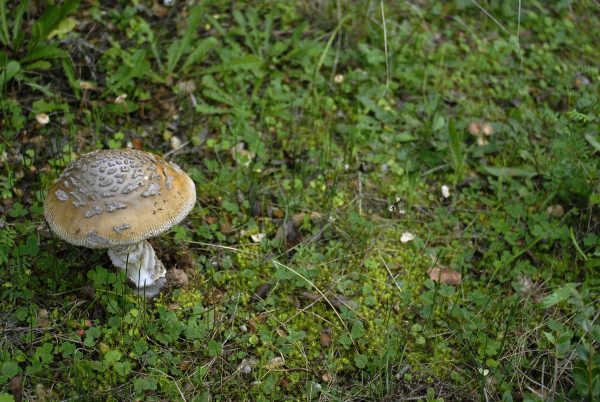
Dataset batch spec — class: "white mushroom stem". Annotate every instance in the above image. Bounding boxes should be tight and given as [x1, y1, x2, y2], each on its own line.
[108, 240, 167, 291]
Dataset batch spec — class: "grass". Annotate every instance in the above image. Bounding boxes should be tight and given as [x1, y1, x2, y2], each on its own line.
[1, 0, 600, 400]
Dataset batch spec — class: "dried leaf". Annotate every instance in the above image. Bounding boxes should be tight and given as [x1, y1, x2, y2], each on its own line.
[265, 356, 284, 368]
[427, 266, 461, 285]
[320, 328, 333, 347]
[275, 220, 301, 246]
[219, 219, 233, 234]
[132, 137, 143, 150]
[275, 327, 287, 339]
[205, 288, 223, 304]
[251, 283, 272, 303]
[10, 373, 23, 402]
[177, 361, 192, 371]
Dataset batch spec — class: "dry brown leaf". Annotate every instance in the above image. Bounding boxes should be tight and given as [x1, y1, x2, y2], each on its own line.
[219, 220, 233, 234]
[132, 137, 143, 150]
[280, 378, 291, 388]
[427, 266, 461, 285]
[320, 328, 333, 347]
[275, 327, 287, 339]
[251, 283, 272, 303]
[275, 220, 301, 246]
[10, 373, 23, 402]
[177, 361, 192, 371]
[247, 318, 257, 332]
[205, 288, 223, 304]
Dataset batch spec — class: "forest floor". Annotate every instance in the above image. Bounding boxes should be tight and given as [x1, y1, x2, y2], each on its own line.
[1, 1, 600, 401]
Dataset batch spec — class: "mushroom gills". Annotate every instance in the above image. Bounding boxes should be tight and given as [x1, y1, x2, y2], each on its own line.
[108, 240, 167, 289]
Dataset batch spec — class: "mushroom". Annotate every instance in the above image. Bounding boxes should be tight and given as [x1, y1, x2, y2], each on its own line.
[43, 149, 196, 297]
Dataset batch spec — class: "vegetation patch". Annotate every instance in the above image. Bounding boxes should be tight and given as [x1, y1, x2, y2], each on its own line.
[1, 1, 599, 400]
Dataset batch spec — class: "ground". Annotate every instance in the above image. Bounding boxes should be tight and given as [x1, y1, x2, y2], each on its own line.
[1, 1, 600, 401]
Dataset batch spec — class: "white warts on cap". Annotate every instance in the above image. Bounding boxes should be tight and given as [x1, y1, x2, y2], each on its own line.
[55, 190, 68, 201]
[113, 224, 131, 235]
[85, 231, 110, 247]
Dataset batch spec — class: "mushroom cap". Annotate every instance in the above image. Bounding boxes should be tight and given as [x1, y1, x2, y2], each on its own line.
[44, 149, 196, 249]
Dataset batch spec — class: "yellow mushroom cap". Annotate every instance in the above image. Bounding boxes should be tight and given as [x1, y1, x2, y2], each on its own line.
[44, 149, 196, 248]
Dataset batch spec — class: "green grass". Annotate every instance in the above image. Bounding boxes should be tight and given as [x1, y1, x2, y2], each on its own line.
[1, 1, 600, 400]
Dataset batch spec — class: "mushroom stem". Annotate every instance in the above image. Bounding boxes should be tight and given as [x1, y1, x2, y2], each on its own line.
[108, 240, 167, 292]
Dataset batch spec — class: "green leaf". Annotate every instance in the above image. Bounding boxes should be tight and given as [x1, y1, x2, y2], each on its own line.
[537, 283, 579, 309]
[11, 0, 29, 51]
[104, 350, 122, 365]
[0, 60, 20, 88]
[585, 134, 600, 153]
[21, 45, 68, 63]
[396, 132, 417, 142]
[24, 60, 52, 70]
[61, 58, 79, 97]
[207, 340, 222, 356]
[0, 361, 21, 378]
[47, 17, 77, 39]
[134, 376, 157, 393]
[501, 390, 514, 402]
[432, 115, 445, 132]
[0, 392, 16, 402]
[182, 37, 218, 71]
[166, 4, 204, 74]
[30, 0, 81, 50]
[195, 104, 229, 115]
[350, 322, 365, 339]
[480, 165, 538, 179]
[355, 354, 368, 369]
[114, 361, 131, 377]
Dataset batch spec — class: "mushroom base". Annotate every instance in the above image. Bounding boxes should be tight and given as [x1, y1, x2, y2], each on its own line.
[108, 241, 167, 296]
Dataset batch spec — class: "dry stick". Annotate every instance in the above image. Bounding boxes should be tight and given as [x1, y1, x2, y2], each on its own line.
[378, 249, 403, 294]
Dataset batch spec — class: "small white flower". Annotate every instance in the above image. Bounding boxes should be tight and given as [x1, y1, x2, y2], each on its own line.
[35, 113, 50, 125]
[400, 232, 415, 243]
[334, 74, 344, 84]
[441, 185, 451, 199]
